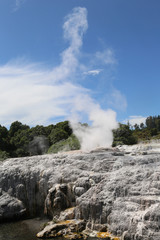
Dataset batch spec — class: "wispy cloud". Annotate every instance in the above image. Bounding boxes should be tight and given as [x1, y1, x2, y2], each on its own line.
[107, 88, 127, 111]
[50, 7, 88, 83]
[0, 61, 89, 126]
[84, 69, 102, 76]
[14, 0, 26, 11]
[95, 49, 117, 65]
[0, 7, 88, 126]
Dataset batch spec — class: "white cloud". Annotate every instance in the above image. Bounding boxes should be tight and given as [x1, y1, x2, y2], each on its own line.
[95, 49, 117, 65]
[0, 7, 88, 126]
[50, 7, 88, 83]
[0, 61, 88, 126]
[84, 69, 102, 76]
[108, 89, 127, 111]
[123, 116, 147, 126]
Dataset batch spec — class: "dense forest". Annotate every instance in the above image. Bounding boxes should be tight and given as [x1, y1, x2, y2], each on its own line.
[0, 115, 160, 160]
[0, 120, 80, 160]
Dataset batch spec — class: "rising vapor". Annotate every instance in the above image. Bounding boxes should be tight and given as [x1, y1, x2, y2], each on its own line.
[70, 94, 118, 151]
[65, 8, 118, 150]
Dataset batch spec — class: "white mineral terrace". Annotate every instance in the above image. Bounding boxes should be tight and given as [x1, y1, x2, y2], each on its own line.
[1, 144, 160, 239]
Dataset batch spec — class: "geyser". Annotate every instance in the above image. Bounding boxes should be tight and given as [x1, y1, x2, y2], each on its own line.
[70, 95, 118, 151]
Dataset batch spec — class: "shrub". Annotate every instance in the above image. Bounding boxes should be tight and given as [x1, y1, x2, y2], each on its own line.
[48, 134, 80, 154]
[0, 150, 10, 161]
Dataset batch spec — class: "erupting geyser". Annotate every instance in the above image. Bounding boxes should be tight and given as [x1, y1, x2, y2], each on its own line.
[70, 95, 118, 151]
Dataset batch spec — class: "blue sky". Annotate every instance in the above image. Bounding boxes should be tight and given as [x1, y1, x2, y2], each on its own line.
[0, 0, 160, 127]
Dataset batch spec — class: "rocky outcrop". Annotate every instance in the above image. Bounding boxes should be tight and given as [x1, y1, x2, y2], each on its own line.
[0, 189, 26, 221]
[1, 144, 160, 239]
[37, 219, 86, 239]
[44, 183, 75, 218]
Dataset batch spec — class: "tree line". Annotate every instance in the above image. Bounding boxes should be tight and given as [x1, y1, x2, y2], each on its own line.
[113, 115, 160, 146]
[0, 120, 75, 160]
[0, 115, 160, 160]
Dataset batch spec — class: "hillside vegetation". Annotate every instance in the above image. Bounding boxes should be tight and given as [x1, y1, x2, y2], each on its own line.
[0, 115, 160, 159]
[113, 115, 160, 146]
[0, 120, 79, 160]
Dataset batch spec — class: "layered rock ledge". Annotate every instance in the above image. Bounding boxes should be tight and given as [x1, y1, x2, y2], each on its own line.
[0, 144, 160, 239]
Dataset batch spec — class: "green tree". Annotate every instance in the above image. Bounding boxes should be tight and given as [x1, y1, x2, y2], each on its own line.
[30, 125, 48, 137]
[44, 124, 55, 136]
[48, 134, 80, 154]
[0, 150, 9, 161]
[151, 128, 158, 136]
[10, 128, 31, 157]
[0, 125, 9, 152]
[9, 121, 30, 137]
[112, 123, 137, 146]
[140, 123, 145, 129]
[54, 121, 72, 136]
[155, 117, 160, 131]
[49, 128, 69, 144]
[49, 121, 72, 145]
[134, 123, 140, 130]
[133, 128, 151, 141]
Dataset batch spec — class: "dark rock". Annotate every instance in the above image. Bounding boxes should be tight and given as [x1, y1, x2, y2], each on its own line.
[0, 191, 26, 221]
[59, 184, 68, 194]
[74, 187, 85, 197]
[37, 219, 86, 239]
[44, 184, 74, 218]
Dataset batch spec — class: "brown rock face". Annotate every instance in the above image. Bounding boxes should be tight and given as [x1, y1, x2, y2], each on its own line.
[37, 219, 86, 239]
[44, 183, 75, 218]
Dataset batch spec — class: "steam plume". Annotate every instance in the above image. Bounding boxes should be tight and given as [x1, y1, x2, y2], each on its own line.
[64, 8, 118, 151]
[70, 95, 118, 151]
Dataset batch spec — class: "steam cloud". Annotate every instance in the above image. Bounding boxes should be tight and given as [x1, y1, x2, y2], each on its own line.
[69, 94, 118, 151]
[0, 7, 118, 151]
